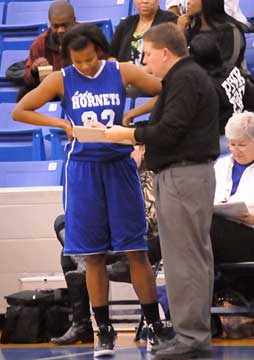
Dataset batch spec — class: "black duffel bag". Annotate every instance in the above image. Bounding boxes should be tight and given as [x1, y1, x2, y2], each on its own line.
[1, 289, 71, 343]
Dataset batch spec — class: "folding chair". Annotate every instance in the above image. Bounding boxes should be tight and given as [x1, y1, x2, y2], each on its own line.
[212, 262, 254, 317]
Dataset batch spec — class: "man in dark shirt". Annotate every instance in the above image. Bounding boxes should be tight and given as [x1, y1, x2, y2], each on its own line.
[18, 0, 76, 100]
[105, 22, 219, 359]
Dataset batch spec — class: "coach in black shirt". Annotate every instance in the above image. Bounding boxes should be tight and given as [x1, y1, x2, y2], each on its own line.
[106, 22, 219, 359]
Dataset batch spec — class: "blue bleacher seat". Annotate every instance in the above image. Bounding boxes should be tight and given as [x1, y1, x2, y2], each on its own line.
[5, 1, 52, 25]
[45, 127, 68, 160]
[0, 160, 63, 187]
[0, 2, 5, 24]
[245, 33, 254, 75]
[0, 83, 19, 102]
[82, 18, 113, 43]
[132, 97, 152, 124]
[0, 102, 46, 161]
[0, 23, 47, 83]
[240, 0, 254, 23]
[124, 97, 133, 112]
[0, 49, 28, 79]
[69, 0, 133, 28]
[0, 23, 47, 52]
[37, 101, 63, 122]
[0, 128, 46, 161]
[0, 102, 22, 128]
[35, 101, 64, 159]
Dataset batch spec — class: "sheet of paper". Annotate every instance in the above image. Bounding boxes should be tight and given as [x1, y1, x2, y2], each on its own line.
[72, 126, 133, 145]
[213, 201, 249, 220]
[38, 65, 53, 82]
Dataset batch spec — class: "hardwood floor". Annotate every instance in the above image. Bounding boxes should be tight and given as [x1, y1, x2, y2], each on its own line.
[1, 332, 254, 359]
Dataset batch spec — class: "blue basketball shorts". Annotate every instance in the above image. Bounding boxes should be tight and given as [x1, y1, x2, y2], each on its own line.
[63, 156, 148, 255]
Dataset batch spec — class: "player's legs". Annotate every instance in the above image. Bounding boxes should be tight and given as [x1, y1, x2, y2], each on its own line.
[126, 250, 157, 304]
[103, 157, 174, 348]
[86, 253, 109, 307]
[64, 160, 116, 357]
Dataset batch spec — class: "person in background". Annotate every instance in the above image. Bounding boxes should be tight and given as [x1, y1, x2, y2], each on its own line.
[165, 0, 187, 16]
[189, 32, 254, 152]
[18, 0, 76, 100]
[105, 22, 219, 359]
[178, 0, 246, 71]
[211, 111, 254, 265]
[110, 0, 176, 98]
[110, 0, 177, 65]
[166, 0, 250, 28]
[12, 23, 173, 358]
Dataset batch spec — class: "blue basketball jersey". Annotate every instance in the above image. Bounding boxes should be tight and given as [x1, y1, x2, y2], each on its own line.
[61, 60, 133, 161]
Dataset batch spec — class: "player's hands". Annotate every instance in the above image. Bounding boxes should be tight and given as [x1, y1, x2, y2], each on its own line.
[32, 57, 49, 70]
[122, 111, 134, 127]
[62, 120, 74, 141]
[83, 119, 106, 129]
[239, 212, 254, 225]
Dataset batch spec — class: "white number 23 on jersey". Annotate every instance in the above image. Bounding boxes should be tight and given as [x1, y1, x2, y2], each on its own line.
[81, 109, 115, 127]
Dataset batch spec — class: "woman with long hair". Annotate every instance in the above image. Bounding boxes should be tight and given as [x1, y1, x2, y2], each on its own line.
[178, 0, 246, 70]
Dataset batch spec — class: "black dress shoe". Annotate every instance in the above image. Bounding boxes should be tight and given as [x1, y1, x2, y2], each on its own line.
[51, 319, 94, 345]
[154, 339, 212, 360]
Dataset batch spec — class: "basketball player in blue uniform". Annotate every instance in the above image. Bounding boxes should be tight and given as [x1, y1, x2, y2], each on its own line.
[12, 24, 174, 357]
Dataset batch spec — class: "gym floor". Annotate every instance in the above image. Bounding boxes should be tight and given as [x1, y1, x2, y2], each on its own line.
[1, 334, 254, 360]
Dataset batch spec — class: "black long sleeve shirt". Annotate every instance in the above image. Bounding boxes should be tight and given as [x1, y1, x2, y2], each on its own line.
[134, 57, 220, 172]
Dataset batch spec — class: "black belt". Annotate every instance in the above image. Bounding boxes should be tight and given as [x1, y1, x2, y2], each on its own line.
[155, 159, 212, 173]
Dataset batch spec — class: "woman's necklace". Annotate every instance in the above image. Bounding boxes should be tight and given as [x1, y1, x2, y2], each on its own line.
[137, 19, 153, 35]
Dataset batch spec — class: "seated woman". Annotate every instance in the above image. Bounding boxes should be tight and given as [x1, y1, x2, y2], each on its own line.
[178, 0, 246, 71]
[110, 0, 176, 64]
[211, 111, 254, 265]
[110, 0, 176, 98]
[189, 32, 254, 153]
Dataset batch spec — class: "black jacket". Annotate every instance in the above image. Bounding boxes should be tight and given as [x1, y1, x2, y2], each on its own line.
[110, 8, 177, 61]
[135, 57, 220, 172]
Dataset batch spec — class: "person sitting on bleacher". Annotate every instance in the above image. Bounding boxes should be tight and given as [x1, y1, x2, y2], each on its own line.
[178, 0, 246, 71]
[18, 0, 77, 101]
[189, 32, 254, 153]
[109, 0, 177, 98]
[211, 111, 254, 265]
[110, 0, 176, 64]
[166, 0, 251, 30]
